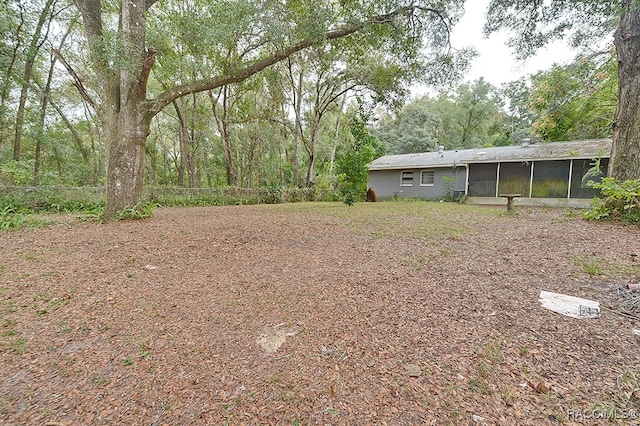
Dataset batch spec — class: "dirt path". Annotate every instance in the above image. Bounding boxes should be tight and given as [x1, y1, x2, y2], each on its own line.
[1, 203, 639, 425]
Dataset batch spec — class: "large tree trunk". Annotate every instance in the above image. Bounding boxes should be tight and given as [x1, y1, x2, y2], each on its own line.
[611, 0, 640, 181]
[103, 110, 151, 218]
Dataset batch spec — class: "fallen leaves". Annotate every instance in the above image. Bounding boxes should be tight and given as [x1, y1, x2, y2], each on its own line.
[0, 205, 639, 424]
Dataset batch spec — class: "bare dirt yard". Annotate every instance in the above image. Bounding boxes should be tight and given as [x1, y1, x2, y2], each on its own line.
[1, 202, 639, 425]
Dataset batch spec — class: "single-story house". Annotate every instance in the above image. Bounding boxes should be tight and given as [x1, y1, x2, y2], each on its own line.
[367, 138, 611, 205]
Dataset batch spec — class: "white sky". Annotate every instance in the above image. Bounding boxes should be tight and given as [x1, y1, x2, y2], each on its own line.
[441, 0, 574, 87]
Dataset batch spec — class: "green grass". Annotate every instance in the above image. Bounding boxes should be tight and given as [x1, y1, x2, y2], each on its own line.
[258, 200, 499, 242]
[570, 254, 640, 277]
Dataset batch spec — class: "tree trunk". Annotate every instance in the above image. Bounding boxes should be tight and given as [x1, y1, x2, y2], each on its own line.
[329, 94, 347, 180]
[13, 0, 55, 161]
[611, 1, 640, 181]
[173, 100, 192, 187]
[220, 86, 238, 186]
[188, 92, 198, 188]
[35, 18, 76, 184]
[305, 123, 318, 187]
[287, 61, 305, 188]
[103, 113, 150, 218]
[0, 4, 24, 147]
[35, 56, 56, 185]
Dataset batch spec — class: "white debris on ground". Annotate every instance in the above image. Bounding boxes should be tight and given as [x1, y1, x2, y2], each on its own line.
[538, 291, 600, 319]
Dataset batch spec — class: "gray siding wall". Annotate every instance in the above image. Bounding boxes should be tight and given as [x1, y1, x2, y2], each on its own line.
[368, 167, 466, 200]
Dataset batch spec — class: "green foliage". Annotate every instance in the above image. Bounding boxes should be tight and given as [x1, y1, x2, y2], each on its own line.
[485, 0, 619, 60]
[529, 54, 617, 142]
[440, 176, 457, 201]
[0, 205, 27, 230]
[0, 187, 104, 215]
[0, 161, 35, 185]
[336, 106, 385, 204]
[499, 78, 536, 145]
[112, 203, 155, 221]
[376, 78, 504, 153]
[584, 178, 640, 224]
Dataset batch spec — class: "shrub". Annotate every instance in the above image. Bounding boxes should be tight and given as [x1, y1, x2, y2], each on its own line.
[0, 205, 27, 230]
[584, 178, 640, 224]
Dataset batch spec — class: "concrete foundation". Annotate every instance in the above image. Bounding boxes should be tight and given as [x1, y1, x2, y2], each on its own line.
[465, 197, 593, 209]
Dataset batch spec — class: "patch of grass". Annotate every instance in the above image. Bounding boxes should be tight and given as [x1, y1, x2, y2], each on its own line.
[476, 361, 490, 379]
[615, 369, 639, 406]
[49, 297, 69, 309]
[139, 339, 151, 359]
[399, 254, 429, 271]
[121, 358, 134, 366]
[12, 338, 27, 354]
[261, 201, 498, 241]
[468, 378, 491, 395]
[139, 299, 160, 317]
[489, 340, 503, 365]
[91, 376, 106, 387]
[501, 386, 514, 406]
[569, 255, 640, 278]
[56, 321, 73, 333]
[570, 255, 607, 276]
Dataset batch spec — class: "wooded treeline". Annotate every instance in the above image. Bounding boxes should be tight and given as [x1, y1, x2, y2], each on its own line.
[0, 0, 619, 194]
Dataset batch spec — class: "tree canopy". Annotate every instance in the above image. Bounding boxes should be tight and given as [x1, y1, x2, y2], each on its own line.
[70, 0, 472, 217]
[485, 0, 640, 181]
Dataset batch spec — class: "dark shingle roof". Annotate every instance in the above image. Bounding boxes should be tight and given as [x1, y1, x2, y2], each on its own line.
[368, 139, 611, 171]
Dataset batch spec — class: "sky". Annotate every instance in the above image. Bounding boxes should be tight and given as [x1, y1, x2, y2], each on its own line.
[447, 0, 575, 87]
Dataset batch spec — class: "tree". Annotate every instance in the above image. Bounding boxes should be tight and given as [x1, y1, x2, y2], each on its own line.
[375, 78, 503, 153]
[379, 98, 440, 154]
[500, 78, 536, 145]
[0, 0, 25, 148]
[453, 78, 502, 148]
[61, 0, 467, 218]
[13, 0, 57, 162]
[336, 104, 385, 202]
[485, 0, 639, 180]
[529, 54, 617, 142]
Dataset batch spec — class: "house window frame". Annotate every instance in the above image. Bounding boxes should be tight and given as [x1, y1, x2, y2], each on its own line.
[400, 170, 414, 186]
[420, 169, 435, 186]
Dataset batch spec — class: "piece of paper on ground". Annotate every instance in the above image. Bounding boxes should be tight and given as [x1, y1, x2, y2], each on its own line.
[538, 291, 600, 319]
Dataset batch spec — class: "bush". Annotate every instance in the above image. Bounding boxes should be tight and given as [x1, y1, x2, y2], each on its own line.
[112, 202, 155, 220]
[584, 178, 640, 224]
[0, 205, 27, 229]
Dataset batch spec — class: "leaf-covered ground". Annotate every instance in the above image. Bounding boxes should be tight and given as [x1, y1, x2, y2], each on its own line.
[1, 202, 639, 425]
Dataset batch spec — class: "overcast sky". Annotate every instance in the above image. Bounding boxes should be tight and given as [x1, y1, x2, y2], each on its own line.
[448, 0, 575, 86]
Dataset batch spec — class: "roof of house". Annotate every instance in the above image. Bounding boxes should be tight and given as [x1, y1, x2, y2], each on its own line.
[367, 139, 612, 171]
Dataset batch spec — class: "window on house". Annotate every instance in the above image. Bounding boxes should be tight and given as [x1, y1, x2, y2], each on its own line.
[401, 171, 414, 186]
[420, 170, 435, 186]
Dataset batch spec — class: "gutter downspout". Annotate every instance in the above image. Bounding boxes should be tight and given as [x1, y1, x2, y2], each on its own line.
[464, 164, 469, 195]
[529, 161, 535, 198]
[495, 162, 501, 197]
[567, 159, 573, 199]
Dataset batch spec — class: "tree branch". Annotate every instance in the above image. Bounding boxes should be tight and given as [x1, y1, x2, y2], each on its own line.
[52, 48, 98, 111]
[148, 6, 416, 118]
[145, 0, 159, 11]
[139, 47, 157, 94]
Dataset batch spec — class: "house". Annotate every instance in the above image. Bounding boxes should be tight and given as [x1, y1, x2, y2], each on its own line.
[367, 139, 611, 206]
